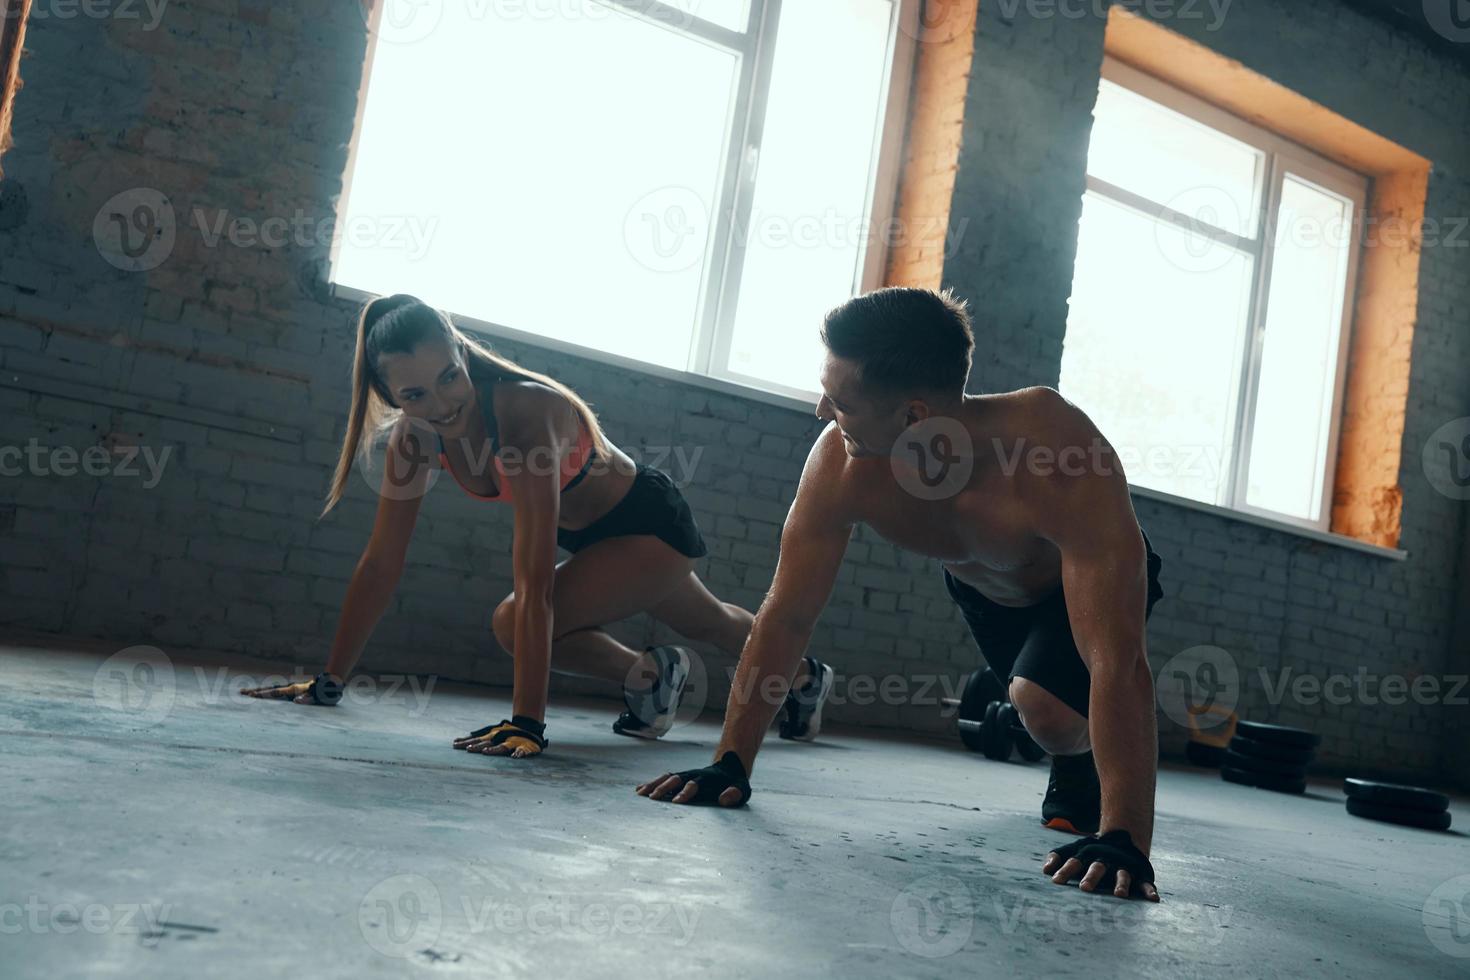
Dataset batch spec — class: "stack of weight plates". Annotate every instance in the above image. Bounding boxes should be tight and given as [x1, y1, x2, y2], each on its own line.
[1343, 778, 1452, 831]
[1220, 720, 1320, 795]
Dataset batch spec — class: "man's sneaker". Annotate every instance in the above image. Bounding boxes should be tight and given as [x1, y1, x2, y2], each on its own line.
[1041, 750, 1101, 834]
[778, 656, 834, 741]
[613, 645, 692, 739]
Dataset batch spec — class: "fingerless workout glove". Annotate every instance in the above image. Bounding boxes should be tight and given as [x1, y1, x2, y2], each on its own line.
[1049, 829, 1155, 891]
[308, 672, 344, 707]
[466, 715, 549, 754]
[670, 751, 751, 806]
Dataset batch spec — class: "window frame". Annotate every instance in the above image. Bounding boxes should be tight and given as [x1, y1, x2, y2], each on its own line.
[1078, 57, 1368, 533]
[331, 0, 920, 409]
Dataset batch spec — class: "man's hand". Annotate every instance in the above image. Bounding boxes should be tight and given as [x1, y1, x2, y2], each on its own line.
[636, 751, 750, 807]
[1043, 829, 1160, 901]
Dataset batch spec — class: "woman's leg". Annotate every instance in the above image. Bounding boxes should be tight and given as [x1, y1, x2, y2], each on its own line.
[647, 572, 753, 657]
[489, 535, 695, 685]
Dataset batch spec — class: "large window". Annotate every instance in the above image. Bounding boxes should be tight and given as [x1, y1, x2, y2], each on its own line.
[1061, 58, 1366, 531]
[332, 0, 916, 402]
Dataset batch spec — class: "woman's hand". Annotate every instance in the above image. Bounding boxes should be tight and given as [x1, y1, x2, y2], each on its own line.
[241, 673, 344, 706]
[453, 717, 548, 758]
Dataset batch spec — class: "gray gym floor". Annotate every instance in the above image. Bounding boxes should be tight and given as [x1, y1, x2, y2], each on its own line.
[2, 634, 1466, 979]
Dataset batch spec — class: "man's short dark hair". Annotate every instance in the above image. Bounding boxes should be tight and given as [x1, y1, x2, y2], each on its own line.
[819, 287, 975, 397]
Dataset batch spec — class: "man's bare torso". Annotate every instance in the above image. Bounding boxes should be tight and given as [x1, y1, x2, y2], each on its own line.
[828, 387, 1125, 607]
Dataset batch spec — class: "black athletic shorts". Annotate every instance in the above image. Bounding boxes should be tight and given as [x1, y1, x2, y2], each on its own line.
[557, 463, 708, 559]
[943, 526, 1164, 719]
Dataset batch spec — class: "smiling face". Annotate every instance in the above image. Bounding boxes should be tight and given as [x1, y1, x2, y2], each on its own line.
[377, 335, 478, 437]
[815, 352, 914, 459]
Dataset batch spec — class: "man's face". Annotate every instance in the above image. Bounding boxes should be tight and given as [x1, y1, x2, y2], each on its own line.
[815, 353, 910, 459]
[378, 336, 477, 437]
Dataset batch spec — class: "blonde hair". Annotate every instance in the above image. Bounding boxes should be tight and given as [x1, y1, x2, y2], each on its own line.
[321, 294, 610, 518]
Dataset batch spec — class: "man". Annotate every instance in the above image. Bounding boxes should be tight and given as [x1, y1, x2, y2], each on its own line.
[636, 287, 1167, 902]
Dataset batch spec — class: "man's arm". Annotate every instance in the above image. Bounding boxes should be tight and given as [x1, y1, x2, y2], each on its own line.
[1030, 390, 1159, 899]
[639, 425, 855, 805]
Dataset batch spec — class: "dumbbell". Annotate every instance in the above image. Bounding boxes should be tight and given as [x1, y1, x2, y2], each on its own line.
[945, 669, 1045, 762]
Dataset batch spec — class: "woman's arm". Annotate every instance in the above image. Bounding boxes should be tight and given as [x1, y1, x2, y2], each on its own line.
[243, 420, 429, 704]
[474, 384, 570, 754]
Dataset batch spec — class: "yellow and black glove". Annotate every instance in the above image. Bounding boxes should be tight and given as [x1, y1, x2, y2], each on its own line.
[455, 715, 548, 756]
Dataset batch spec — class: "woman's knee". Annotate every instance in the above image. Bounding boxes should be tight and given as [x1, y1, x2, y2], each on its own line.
[491, 595, 517, 653]
[1008, 676, 1090, 755]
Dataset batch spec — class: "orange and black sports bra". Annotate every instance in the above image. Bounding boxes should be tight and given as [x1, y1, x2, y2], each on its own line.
[435, 377, 598, 504]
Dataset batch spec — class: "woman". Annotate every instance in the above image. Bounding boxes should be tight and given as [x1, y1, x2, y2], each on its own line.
[241, 294, 808, 758]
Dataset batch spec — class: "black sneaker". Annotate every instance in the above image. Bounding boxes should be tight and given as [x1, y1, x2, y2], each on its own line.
[1041, 750, 1101, 834]
[778, 657, 834, 741]
[613, 645, 691, 739]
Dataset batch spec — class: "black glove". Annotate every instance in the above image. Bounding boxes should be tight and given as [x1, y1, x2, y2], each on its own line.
[465, 715, 549, 754]
[1047, 829, 1155, 893]
[668, 751, 751, 806]
[307, 672, 344, 706]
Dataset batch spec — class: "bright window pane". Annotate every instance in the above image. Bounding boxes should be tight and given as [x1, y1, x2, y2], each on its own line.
[722, 0, 895, 393]
[1060, 192, 1256, 504]
[334, 5, 738, 369]
[1088, 79, 1264, 239]
[661, 0, 750, 31]
[1244, 177, 1354, 521]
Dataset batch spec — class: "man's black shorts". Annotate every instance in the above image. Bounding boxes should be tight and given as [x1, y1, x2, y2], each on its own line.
[943, 527, 1164, 718]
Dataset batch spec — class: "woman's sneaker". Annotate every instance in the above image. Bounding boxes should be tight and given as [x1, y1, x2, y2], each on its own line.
[778, 656, 835, 741]
[613, 645, 692, 739]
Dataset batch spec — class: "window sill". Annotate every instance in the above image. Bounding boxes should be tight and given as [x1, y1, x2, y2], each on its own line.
[1130, 484, 1407, 561]
[331, 283, 822, 417]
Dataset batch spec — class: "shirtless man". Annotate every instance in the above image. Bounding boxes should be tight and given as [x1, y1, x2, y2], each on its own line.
[636, 287, 1166, 902]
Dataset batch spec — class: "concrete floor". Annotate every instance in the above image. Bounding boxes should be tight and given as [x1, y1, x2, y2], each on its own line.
[2, 634, 1467, 979]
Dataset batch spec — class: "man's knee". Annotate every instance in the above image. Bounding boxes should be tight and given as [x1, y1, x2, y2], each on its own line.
[492, 596, 517, 653]
[1009, 676, 1090, 755]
